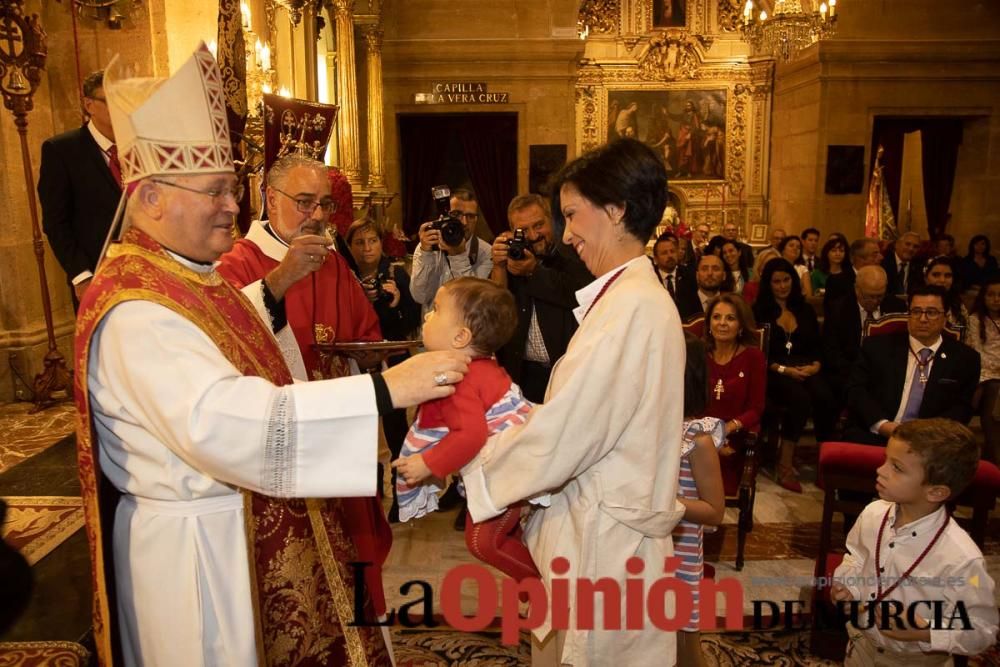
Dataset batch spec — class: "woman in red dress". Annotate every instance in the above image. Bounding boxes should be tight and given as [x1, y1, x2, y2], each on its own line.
[703, 294, 766, 456]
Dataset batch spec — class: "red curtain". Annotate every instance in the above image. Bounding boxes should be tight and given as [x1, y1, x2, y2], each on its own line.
[398, 113, 518, 239]
[870, 117, 963, 238]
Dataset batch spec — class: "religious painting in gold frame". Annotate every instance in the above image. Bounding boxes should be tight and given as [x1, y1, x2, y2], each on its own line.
[653, 0, 687, 28]
[607, 89, 726, 181]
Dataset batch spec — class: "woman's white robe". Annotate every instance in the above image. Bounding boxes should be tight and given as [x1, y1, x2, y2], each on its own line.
[464, 256, 687, 666]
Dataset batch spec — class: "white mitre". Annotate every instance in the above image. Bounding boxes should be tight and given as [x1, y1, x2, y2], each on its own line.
[104, 41, 233, 185]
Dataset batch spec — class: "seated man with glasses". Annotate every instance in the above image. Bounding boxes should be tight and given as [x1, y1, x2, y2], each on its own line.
[410, 188, 493, 316]
[844, 284, 980, 445]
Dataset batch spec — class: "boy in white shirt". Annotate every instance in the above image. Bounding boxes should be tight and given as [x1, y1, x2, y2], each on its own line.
[832, 418, 998, 665]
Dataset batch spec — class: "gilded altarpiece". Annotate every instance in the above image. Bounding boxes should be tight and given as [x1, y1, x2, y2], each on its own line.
[576, 0, 773, 240]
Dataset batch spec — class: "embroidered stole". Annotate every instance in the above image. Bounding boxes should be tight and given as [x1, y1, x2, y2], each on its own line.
[74, 228, 390, 666]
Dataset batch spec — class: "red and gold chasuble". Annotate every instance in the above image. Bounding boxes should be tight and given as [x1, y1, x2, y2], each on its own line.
[218, 232, 393, 616]
[74, 228, 391, 666]
[218, 236, 382, 379]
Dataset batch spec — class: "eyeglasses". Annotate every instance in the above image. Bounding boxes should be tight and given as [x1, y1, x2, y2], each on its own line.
[449, 210, 479, 222]
[151, 179, 244, 205]
[272, 187, 338, 215]
[909, 308, 945, 320]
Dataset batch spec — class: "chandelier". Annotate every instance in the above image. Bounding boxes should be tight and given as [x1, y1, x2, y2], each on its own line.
[739, 0, 837, 62]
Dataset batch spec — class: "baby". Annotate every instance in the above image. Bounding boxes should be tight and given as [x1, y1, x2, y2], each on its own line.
[392, 277, 539, 582]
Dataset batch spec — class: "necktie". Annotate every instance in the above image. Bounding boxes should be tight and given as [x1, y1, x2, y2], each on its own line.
[900, 348, 933, 422]
[107, 144, 123, 188]
[898, 261, 908, 293]
[666, 274, 675, 296]
[807, 256, 814, 271]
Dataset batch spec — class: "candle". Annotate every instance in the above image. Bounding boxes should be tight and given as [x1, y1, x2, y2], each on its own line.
[261, 43, 271, 71]
[820, 2, 827, 19]
[240, 1, 251, 29]
[254, 39, 262, 66]
[829, 0, 836, 17]
[760, 10, 767, 21]
[279, 86, 292, 98]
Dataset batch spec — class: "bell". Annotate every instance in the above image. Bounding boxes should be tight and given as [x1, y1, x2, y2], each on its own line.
[7, 69, 27, 92]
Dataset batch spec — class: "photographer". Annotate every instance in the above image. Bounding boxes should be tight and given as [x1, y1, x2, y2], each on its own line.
[345, 218, 421, 522]
[491, 194, 594, 402]
[346, 218, 421, 344]
[409, 188, 493, 313]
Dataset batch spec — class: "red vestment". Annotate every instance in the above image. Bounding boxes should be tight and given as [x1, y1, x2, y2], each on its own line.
[217, 223, 392, 616]
[75, 228, 391, 665]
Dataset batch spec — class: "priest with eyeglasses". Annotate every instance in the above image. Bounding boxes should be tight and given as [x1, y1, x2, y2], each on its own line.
[76, 43, 467, 666]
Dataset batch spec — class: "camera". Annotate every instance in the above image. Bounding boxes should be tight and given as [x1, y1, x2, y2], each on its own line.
[362, 271, 392, 306]
[506, 228, 530, 261]
[429, 184, 466, 248]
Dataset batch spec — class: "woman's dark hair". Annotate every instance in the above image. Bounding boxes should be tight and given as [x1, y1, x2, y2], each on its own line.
[550, 138, 668, 244]
[704, 293, 758, 352]
[753, 257, 805, 323]
[923, 256, 966, 326]
[777, 235, 804, 266]
[683, 333, 709, 419]
[967, 234, 991, 258]
[818, 237, 848, 274]
[970, 274, 1000, 344]
[705, 235, 727, 257]
[720, 240, 751, 283]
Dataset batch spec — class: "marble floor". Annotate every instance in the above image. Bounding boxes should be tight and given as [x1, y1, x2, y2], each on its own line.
[2, 400, 999, 665]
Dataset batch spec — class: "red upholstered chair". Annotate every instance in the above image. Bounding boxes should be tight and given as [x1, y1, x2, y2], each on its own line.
[812, 442, 1000, 662]
[683, 314, 770, 570]
[864, 312, 964, 341]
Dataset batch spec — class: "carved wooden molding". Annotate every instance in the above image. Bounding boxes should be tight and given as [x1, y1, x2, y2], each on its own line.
[579, 0, 620, 34]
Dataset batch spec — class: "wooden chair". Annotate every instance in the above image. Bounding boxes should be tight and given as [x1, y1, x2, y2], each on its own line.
[864, 312, 964, 341]
[682, 314, 770, 570]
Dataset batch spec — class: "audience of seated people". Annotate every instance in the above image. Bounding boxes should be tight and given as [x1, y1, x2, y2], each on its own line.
[776, 235, 814, 298]
[810, 235, 848, 295]
[676, 253, 733, 320]
[881, 231, 924, 296]
[960, 234, 998, 291]
[721, 221, 755, 267]
[720, 239, 751, 296]
[923, 254, 970, 335]
[822, 265, 907, 408]
[967, 275, 1000, 463]
[753, 258, 836, 492]
[662, 223, 994, 476]
[800, 227, 821, 273]
[823, 237, 882, 308]
[845, 284, 981, 445]
[933, 233, 959, 261]
[702, 294, 767, 449]
[742, 247, 779, 305]
[651, 232, 693, 299]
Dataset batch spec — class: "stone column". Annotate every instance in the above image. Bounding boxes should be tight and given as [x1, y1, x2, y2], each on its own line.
[362, 23, 385, 189]
[330, 0, 362, 186]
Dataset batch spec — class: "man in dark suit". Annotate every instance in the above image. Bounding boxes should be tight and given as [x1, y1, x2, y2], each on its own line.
[881, 230, 924, 296]
[651, 232, 693, 302]
[674, 252, 730, 320]
[491, 194, 593, 403]
[823, 236, 882, 310]
[38, 70, 122, 308]
[822, 265, 907, 405]
[845, 284, 980, 445]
